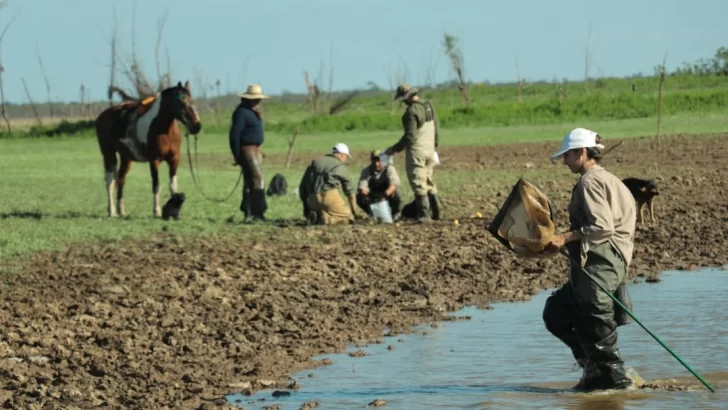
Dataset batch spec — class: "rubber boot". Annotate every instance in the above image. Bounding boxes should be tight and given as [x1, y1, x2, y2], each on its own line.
[428, 192, 441, 220]
[573, 331, 633, 391]
[240, 191, 251, 219]
[249, 189, 268, 222]
[415, 195, 432, 223]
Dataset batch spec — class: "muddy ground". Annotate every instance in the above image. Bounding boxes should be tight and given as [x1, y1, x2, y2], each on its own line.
[1, 134, 727, 409]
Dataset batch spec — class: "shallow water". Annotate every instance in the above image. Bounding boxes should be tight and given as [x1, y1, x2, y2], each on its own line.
[229, 267, 728, 409]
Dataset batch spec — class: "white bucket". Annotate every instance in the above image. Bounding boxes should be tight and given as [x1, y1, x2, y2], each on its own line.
[370, 199, 393, 223]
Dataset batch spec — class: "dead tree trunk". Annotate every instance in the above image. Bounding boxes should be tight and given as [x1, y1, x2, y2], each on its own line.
[21, 77, 42, 126]
[304, 70, 319, 114]
[214, 79, 222, 126]
[0, 63, 9, 133]
[284, 128, 299, 169]
[656, 52, 668, 152]
[0, 16, 14, 133]
[515, 55, 523, 104]
[35, 48, 54, 120]
[584, 22, 592, 94]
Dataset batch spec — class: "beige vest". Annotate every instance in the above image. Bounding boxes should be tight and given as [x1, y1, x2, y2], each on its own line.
[409, 102, 436, 157]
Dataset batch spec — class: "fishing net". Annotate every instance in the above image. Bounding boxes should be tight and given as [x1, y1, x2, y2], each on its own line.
[488, 178, 557, 255]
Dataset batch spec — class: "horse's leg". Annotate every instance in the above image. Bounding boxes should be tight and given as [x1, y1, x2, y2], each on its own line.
[150, 160, 162, 218]
[116, 158, 133, 217]
[168, 152, 180, 195]
[102, 153, 118, 217]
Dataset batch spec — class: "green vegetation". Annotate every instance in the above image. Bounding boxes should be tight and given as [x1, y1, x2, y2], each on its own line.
[1, 112, 726, 261]
[2, 71, 727, 139]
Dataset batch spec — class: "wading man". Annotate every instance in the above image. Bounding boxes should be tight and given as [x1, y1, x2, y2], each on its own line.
[543, 128, 637, 391]
[357, 149, 402, 220]
[230, 84, 269, 222]
[385, 84, 441, 222]
[298, 143, 359, 225]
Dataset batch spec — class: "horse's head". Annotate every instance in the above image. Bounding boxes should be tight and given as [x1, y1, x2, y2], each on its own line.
[165, 81, 202, 135]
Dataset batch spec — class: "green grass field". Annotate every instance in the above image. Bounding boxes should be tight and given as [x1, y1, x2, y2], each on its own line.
[1, 111, 726, 261]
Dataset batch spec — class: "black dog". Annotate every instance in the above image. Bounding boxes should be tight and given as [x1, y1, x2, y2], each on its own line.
[162, 192, 186, 221]
[622, 178, 659, 224]
[267, 173, 288, 196]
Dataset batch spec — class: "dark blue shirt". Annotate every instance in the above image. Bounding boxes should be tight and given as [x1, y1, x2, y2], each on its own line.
[229, 104, 264, 162]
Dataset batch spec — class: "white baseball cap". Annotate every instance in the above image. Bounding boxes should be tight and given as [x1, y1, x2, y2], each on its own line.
[332, 143, 351, 159]
[551, 128, 605, 159]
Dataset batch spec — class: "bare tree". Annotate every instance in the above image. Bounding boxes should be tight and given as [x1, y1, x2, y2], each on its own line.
[384, 53, 410, 113]
[325, 44, 335, 114]
[107, 1, 174, 103]
[584, 22, 592, 94]
[155, 8, 171, 89]
[0, 7, 14, 133]
[35, 46, 54, 119]
[420, 46, 440, 90]
[79, 84, 87, 119]
[514, 55, 523, 104]
[304, 70, 321, 114]
[107, 4, 118, 106]
[21, 77, 42, 126]
[284, 128, 299, 169]
[443, 33, 469, 105]
[656, 52, 668, 151]
[214, 78, 222, 126]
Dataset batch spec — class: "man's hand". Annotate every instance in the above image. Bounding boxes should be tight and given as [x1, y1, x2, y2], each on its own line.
[546, 231, 582, 251]
[547, 234, 568, 249]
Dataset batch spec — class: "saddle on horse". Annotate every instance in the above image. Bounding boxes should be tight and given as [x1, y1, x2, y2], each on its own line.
[113, 96, 159, 162]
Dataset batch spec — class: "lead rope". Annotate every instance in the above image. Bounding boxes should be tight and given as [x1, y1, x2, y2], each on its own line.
[185, 132, 242, 203]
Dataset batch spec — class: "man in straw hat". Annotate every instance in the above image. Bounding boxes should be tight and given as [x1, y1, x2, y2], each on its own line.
[542, 127, 637, 391]
[297, 143, 360, 225]
[385, 84, 441, 223]
[230, 84, 270, 222]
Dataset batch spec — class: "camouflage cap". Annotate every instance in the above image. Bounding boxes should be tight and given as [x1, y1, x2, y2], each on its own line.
[393, 83, 418, 101]
[370, 149, 382, 160]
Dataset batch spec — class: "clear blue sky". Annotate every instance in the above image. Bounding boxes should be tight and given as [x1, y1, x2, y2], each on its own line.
[1, 0, 726, 104]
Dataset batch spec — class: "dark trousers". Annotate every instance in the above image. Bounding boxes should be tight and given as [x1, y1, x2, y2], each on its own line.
[542, 242, 631, 385]
[239, 145, 267, 219]
[356, 191, 402, 217]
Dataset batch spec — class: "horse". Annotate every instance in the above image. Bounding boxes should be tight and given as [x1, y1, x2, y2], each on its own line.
[95, 81, 202, 218]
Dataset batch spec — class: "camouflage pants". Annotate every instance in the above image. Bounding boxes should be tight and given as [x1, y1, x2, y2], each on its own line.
[542, 242, 629, 365]
[405, 150, 437, 196]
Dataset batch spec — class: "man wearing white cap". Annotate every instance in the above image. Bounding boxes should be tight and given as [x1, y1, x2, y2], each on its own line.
[297, 143, 359, 225]
[230, 84, 269, 222]
[542, 128, 637, 391]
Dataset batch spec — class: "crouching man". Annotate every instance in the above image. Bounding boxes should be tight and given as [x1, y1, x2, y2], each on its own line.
[298, 143, 359, 225]
[357, 150, 402, 219]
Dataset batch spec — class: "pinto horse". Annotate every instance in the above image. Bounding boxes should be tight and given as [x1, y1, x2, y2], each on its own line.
[95, 81, 201, 218]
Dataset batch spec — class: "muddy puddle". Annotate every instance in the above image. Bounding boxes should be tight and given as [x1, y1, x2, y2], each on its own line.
[230, 267, 728, 409]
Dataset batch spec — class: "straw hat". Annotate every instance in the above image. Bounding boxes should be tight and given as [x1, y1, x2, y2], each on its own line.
[237, 84, 269, 99]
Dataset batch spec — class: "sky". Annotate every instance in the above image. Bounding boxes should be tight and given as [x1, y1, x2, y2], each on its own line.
[1, 0, 727, 104]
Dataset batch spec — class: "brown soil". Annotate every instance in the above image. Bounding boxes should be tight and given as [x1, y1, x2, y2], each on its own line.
[1, 134, 726, 409]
